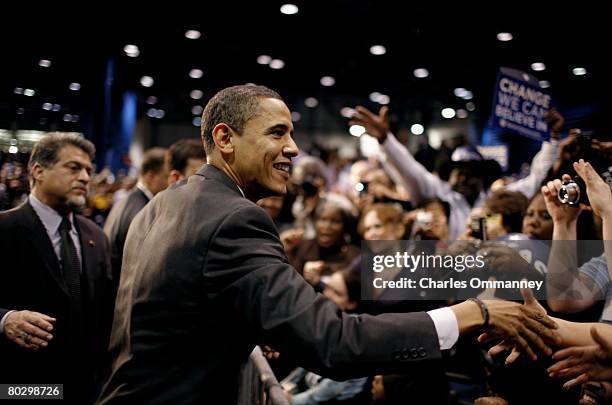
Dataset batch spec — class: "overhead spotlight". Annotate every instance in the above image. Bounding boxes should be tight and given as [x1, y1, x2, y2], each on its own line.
[413, 68, 429, 78]
[269, 59, 285, 69]
[16, 108, 25, 115]
[466, 102, 476, 111]
[377, 95, 390, 105]
[38, 59, 51, 68]
[370, 45, 386, 55]
[349, 125, 366, 137]
[24, 89, 35, 97]
[280, 4, 299, 14]
[190, 90, 203, 100]
[14, 87, 24, 95]
[146, 96, 158, 105]
[320, 76, 335, 86]
[147, 108, 157, 118]
[42, 103, 52, 111]
[304, 97, 318, 108]
[63, 114, 72, 122]
[71, 115, 79, 123]
[410, 124, 424, 135]
[52, 104, 61, 112]
[539, 80, 550, 89]
[257, 55, 272, 65]
[69, 82, 81, 91]
[497, 32, 513, 42]
[192, 117, 202, 127]
[462, 91, 473, 100]
[9, 145, 18, 154]
[140, 76, 154, 88]
[454, 88, 467, 98]
[340, 107, 355, 118]
[441, 108, 456, 119]
[456, 109, 469, 118]
[291, 111, 301, 122]
[155, 109, 165, 119]
[572, 67, 587, 76]
[189, 69, 203, 79]
[185, 30, 201, 39]
[531, 62, 546, 71]
[191, 105, 203, 115]
[123, 44, 140, 57]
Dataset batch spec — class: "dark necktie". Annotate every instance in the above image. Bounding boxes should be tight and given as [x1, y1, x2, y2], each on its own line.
[59, 216, 82, 304]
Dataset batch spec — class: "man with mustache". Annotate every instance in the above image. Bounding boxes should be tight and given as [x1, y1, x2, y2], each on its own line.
[0, 133, 114, 404]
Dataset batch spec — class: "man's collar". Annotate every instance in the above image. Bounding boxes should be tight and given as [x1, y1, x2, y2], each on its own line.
[136, 182, 154, 200]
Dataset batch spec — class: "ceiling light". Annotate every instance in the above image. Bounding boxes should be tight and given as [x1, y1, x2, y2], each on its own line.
[413, 68, 429, 78]
[140, 76, 154, 87]
[280, 4, 299, 15]
[185, 30, 201, 40]
[441, 108, 456, 119]
[69, 82, 81, 91]
[320, 76, 335, 86]
[370, 45, 386, 55]
[124, 44, 140, 57]
[349, 125, 366, 137]
[269, 59, 285, 69]
[190, 90, 203, 100]
[572, 67, 587, 76]
[497, 32, 513, 42]
[305, 97, 318, 108]
[410, 124, 424, 135]
[189, 69, 203, 79]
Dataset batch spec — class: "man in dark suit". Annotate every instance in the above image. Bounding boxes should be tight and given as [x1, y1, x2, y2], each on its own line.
[97, 85, 559, 404]
[0, 133, 114, 403]
[103, 147, 167, 284]
[165, 138, 206, 186]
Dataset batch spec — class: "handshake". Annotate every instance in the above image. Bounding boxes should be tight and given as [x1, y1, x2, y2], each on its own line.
[453, 289, 561, 362]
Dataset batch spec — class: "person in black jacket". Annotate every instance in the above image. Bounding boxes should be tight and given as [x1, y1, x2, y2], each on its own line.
[97, 85, 559, 405]
[0, 133, 114, 403]
[103, 147, 167, 284]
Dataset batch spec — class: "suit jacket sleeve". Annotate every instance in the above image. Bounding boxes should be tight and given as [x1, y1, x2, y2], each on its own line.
[203, 204, 442, 379]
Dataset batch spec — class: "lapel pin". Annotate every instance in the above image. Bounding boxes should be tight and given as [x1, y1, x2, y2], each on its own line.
[88, 240, 96, 247]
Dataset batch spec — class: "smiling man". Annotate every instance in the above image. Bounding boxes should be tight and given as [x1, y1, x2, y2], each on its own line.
[0, 133, 114, 404]
[98, 85, 560, 405]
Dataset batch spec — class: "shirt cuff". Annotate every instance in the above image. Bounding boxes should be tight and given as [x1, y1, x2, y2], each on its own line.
[0, 310, 15, 334]
[427, 307, 459, 350]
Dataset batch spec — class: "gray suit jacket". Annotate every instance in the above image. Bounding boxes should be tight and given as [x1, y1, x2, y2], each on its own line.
[97, 165, 441, 405]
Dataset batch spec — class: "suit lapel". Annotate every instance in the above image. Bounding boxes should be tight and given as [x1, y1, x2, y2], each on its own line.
[21, 202, 70, 297]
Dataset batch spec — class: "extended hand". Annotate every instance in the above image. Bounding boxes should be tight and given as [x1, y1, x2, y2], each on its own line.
[349, 106, 390, 143]
[549, 325, 612, 389]
[3, 310, 55, 350]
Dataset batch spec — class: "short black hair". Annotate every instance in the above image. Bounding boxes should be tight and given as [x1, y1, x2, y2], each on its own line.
[141, 147, 167, 175]
[200, 84, 283, 154]
[166, 138, 206, 176]
[28, 133, 95, 185]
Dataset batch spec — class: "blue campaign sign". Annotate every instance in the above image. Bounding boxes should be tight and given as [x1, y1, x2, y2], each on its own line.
[490, 67, 552, 141]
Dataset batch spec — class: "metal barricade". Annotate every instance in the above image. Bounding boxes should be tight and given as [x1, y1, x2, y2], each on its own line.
[237, 346, 290, 405]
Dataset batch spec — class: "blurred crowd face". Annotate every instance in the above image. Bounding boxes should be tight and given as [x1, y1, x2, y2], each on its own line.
[362, 210, 404, 241]
[322, 272, 355, 311]
[32, 145, 92, 211]
[522, 193, 553, 240]
[422, 200, 449, 241]
[449, 166, 484, 202]
[315, 205, 345, 248]
[231, 98, 298, 199]
[144, 168, 170, 195]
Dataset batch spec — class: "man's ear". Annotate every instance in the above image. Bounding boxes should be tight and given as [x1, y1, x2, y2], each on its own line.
[31, 163, 45, 184]
[211, 123, 234, 154]
[346, 301, 358, 311]
[168, 170, 182, 184]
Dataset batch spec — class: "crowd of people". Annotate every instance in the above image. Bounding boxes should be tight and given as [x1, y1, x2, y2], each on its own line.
[1, 84, 611, 404]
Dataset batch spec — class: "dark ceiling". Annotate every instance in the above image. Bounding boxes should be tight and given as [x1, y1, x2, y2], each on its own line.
[1, 2, 610, 138]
